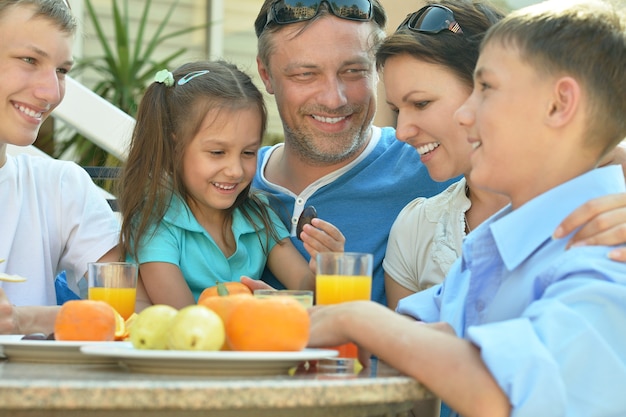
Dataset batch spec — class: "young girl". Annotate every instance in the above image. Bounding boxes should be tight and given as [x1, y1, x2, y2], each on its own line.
[118, 61, 344, 310]
[378, 1, 507, 311]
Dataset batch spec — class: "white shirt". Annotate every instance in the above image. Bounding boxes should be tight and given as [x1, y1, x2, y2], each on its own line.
[383, 178, 470, 292]
[0, 154, 120, 305]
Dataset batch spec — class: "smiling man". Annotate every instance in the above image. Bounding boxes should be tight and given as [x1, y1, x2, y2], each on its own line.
[251, 0, 455, 305]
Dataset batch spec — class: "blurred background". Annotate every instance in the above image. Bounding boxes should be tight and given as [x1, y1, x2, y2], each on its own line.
[32, 0, 614, 172]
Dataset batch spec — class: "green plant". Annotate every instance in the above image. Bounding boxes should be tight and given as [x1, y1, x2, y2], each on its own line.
[51, 0, 208, 170]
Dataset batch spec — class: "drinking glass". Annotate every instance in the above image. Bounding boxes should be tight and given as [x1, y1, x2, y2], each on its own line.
[87, 262, 138, 320]
[253, 289, 314, 308]
[315, 252, 373, 359]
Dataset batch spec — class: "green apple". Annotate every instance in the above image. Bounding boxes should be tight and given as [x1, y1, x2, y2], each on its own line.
[167, 305, 225, 351]
[129, 304, 178, 350]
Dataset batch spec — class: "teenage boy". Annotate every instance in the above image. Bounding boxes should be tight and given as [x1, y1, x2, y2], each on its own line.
[0, 0, 120, 335]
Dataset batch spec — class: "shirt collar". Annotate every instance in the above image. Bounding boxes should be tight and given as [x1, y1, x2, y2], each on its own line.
[257, 126, 382, 199]
[163, 194, 261, 236]
[489, 166, 625, 270]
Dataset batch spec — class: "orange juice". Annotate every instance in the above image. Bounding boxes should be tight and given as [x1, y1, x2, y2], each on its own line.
[316, 274, 371, 360]
[88, 287, 137, 320]
[315, 274, 372, 305]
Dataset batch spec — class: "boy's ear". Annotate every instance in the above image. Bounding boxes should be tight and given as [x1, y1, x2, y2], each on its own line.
[545, 76, 580, 128]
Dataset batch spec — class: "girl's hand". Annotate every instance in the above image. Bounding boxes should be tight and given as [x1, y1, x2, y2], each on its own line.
[240, 276, 274, 292]
[300, 218, 345, 273]
[554, 193, 626, 261]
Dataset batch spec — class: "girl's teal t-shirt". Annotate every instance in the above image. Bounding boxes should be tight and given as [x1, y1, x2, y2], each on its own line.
[132, 194, 289, 301]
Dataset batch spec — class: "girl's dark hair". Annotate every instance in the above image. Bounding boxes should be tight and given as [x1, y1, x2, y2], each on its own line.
[376, 0, 505, 89]
[118, 60, 280, 261]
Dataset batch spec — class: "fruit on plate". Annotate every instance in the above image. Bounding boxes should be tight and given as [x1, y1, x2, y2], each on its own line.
[113, 310, 131, 341]
[198, 293, 253, 350]
[54, 300, 116, 341]
[197, 281, 252, 303]
[226, 296, 309, 351]
[167, 305, 225, 351]
[129, 305, 178, 349]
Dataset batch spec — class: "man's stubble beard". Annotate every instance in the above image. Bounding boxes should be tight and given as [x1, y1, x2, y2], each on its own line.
[282, 106, 375, 167]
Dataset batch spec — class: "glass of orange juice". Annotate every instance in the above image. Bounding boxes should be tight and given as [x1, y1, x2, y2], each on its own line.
[87, 262, 138, 320]
[315, 252, 373, 359]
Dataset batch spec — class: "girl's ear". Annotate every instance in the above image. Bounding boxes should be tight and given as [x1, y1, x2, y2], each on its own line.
[545, 76, 581, 128]
[256, 56, 274, 95]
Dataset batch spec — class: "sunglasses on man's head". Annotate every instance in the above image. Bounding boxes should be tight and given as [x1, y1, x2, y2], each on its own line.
[397, 5, 463, 35]
[263, 0, 373, 31]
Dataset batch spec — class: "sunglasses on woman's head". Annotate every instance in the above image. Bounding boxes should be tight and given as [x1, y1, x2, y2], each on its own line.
[263, 0, 373, 32]
[397, 5, 463, 35]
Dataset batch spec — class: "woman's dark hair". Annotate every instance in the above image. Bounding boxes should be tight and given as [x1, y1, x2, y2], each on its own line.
[376, 0, 505, 89]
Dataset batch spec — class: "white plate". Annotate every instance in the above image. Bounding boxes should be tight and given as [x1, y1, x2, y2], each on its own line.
[81, 343, 338, 376]
[0, 336, 122, 364]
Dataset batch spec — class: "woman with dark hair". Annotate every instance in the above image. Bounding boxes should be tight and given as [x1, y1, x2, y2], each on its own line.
[379, 0, 508, 310]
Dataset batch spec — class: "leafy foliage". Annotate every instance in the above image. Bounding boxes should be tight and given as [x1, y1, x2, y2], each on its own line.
[51, 0, 208, 169]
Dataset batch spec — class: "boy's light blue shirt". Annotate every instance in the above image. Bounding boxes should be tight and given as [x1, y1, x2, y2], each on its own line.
[398, 166, 626, 417]
[134, 194, 289, 301]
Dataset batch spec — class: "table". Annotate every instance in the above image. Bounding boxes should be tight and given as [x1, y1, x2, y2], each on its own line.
[0, 358, 437, 417]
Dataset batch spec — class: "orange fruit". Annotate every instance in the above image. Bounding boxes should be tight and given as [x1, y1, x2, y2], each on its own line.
[225, 296, 309, 351]
[198, 282, 252, 304]
[124, 312, 138, 332]
[198, 293, 254, 350]
[54, 300, 116, 341]
[113, 310, 126, 340]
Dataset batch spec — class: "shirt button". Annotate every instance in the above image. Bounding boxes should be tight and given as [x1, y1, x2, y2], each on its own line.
[291, 217, 298, 225]
[296, 198, 304, 206]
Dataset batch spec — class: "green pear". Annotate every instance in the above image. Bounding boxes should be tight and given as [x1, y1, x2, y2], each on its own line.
[129, 304, 178, 350]
[167, 305, 225, 351]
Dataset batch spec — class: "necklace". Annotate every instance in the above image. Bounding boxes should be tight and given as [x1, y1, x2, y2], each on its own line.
[464, 212, 471, 234]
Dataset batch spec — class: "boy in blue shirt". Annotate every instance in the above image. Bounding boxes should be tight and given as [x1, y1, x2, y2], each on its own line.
[307, 1, 626, 416]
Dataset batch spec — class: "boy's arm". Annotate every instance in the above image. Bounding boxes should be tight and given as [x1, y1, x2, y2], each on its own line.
[308, 301, 511, 417]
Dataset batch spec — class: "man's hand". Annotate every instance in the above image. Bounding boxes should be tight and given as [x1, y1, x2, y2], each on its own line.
[301, 218, 345, 273]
